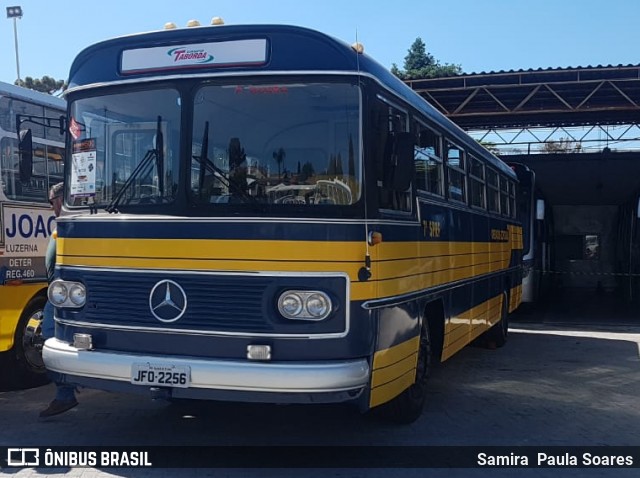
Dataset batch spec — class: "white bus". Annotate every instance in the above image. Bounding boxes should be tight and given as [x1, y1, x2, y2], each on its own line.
[0, 81, 66, 388]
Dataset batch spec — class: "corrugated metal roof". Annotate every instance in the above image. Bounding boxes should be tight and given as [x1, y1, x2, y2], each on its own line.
[434, 64, 640, 78]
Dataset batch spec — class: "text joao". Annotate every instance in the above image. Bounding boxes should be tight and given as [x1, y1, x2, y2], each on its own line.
[5, 212, 56, 240]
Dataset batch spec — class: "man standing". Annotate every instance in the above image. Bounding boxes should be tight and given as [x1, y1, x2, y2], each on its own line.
[39, 182, 78, 418]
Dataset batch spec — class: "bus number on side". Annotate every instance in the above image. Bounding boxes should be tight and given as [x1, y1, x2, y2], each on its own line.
[423, 220, 442, 238]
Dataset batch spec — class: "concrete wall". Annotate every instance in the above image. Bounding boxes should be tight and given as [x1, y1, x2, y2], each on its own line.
[552, 205, 619, 290]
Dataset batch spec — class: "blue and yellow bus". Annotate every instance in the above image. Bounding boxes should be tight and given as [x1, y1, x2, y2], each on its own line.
[0, 81, 65, 388]
[509, 162, 551, 303]
[37, 21, 522, 422]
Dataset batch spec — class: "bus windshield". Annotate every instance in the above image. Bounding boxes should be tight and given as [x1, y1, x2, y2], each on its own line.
[190, 81, 361, 207]
[68, 81, 361, 210]
[68, 88, 181, 207]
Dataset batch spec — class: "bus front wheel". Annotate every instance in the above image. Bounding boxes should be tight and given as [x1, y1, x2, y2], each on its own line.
[0, 295, 49, 390]
[377, 321, 432, 424]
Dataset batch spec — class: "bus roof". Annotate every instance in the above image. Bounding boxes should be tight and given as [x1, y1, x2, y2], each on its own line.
[0, 80, 65, 110]
[67, 23, 514, 178]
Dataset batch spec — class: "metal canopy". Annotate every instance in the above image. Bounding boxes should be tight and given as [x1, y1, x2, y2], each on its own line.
[407, 65, 640, 206]
[406, 65, 640, 129]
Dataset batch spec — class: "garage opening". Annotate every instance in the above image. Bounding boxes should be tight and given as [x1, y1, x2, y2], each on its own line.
[510, 152, 640, 324]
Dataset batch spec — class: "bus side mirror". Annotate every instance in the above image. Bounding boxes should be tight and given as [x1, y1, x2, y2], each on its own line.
[536, 198, 545, 221]
[385, 132, 414, 191]
[18, 129, 33, 183]
[636, 197, 640, 219]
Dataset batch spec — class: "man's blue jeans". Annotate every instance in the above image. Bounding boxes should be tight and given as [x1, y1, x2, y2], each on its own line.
[42, 301, 76, 402]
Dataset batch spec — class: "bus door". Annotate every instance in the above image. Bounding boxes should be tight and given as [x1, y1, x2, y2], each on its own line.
[368, 94, 421, 408]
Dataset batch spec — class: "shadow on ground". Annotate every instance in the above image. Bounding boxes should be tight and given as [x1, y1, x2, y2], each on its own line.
[1, 327, 638, 449]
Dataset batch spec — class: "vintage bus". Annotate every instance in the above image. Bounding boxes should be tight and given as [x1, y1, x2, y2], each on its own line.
[0, 81, 65, 388]
[509, 162, 551, 303]
[38, 22, 522, 422]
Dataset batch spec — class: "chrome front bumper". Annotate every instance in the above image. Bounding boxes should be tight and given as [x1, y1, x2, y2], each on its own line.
[43, 338, 370, 394]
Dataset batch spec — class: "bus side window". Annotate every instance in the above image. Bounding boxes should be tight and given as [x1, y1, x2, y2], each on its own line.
[46, 144, 65, 189]
[0, 137, 42, 201]
[414, 120, 443, 197]
[487, 168, 500, 213]
[374, 97, 411, 212]
[500, 175, 510, 216]
[445, 141, 466, 203]
[469, 155, 486, 209]
[509, 180, 517, 218]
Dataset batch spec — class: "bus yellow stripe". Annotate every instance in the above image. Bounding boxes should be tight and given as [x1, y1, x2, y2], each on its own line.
[370, 353, 418, 388]
[57, 255, 365, 277]
[509, 284, 522, 312]
[58, 238, 367, 262]
[369, 369, 416, 408]
[372, 335, 420, 369]
[58, 237, 521, 263]
[58, 238, 521, 301]
[441, 294, 503, 361]
[369, 335, 420, 407]
[376, 249, 512, 280]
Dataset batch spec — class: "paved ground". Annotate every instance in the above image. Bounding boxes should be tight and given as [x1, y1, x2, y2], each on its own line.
[1, 315, 639, 477]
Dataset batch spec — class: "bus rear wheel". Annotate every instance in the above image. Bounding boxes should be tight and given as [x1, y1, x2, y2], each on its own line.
[1, 296, 49, 390]
[377, 321, 432, 424]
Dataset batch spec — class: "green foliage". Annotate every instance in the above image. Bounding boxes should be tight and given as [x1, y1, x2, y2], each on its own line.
[404, 38, 434, 72]
[300, 161, 315, 182]
[392, 37, 462, 80]
[542, 137, 582, 153]
[14, 76, 66, 95]
[477, 139, 501, 155]
[272, 147, 286, 178]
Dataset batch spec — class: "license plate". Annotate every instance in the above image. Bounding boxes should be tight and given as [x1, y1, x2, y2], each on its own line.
[131, 363, 191, 388]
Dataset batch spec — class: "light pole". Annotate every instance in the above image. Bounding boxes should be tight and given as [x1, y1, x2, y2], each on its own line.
[6, 6, 23, 83]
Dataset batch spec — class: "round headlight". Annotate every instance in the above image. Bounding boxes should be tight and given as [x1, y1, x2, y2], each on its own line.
[306, 293, 330, 319]
[278, 293, 303, 318]
[69, 284, 86, 306]
[49, 282, 68, 305]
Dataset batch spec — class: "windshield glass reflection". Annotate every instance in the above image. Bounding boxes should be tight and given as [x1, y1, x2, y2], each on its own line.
[190, 81, 361, 207]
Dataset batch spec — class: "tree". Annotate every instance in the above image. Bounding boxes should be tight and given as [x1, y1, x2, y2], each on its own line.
[477, 139, 501, 155]
[272, 147, 286, 179]
[542, 137, 582, 154]
[300, 161, 315, 182]
[335, 153, 343, 176]
[391, 37, 462, 80]
[327, 153, 336, 176]
[14, 76, 66, 95]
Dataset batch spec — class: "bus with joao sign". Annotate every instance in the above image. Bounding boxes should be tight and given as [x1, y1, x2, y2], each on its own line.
[35, 20, 522, 422]
[0, 81, 65, 388]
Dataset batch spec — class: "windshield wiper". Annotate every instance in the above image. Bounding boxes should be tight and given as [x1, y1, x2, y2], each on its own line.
[197, 121, 210, 201]
[192, 121, 259, 205]
[155, 116, 165, 196]
[105, 116, 163, 213]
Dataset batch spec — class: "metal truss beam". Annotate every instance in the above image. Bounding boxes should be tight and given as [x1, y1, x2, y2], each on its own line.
[406, 65, 640, 129]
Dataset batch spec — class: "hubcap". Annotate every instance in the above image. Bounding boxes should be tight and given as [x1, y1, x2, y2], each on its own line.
[22, 309, 45, 370]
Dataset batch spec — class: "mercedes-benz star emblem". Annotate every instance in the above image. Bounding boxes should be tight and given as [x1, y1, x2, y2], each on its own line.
[149, 280, 187, 322]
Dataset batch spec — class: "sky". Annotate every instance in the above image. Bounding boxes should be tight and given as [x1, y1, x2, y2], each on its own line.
[0, 0, 638, 84]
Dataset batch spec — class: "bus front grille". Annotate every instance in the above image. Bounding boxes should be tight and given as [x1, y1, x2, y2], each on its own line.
[60, 269, 347, 335]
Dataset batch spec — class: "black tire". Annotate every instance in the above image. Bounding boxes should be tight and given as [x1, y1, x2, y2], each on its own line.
[0, 295, 50, 390]
[484, 292, 509, 348]
[377, 321, 432, 424]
